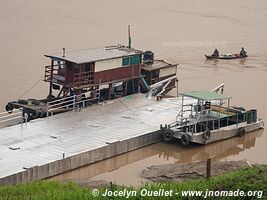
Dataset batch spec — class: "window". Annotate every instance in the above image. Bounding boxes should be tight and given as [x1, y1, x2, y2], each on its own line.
[82, 63, 90, 72]
[122, 57, 130, 66]
[151, 70, 159, 79]
[122, 54, 141, 66]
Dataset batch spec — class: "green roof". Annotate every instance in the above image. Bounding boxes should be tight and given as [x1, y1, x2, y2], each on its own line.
[180, 91, 231, 100]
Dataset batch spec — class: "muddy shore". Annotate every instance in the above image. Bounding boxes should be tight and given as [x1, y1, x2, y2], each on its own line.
[140, 160, 251, 183]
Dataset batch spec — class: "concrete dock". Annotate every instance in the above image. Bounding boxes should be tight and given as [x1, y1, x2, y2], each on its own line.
[0, 94, 183, 185]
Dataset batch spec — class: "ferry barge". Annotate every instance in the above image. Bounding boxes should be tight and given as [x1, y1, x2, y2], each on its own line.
[161, 90, 264, 145]
[4, 45, 178, 122]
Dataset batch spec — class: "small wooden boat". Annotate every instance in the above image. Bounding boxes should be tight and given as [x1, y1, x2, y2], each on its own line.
[205, 54, 247, 60]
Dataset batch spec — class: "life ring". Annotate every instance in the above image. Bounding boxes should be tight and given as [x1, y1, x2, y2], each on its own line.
[163, 130, 174, 142]
[237, 127, 246, 137]
[203, 130, 211, 140]
[181, 134, 190, 146]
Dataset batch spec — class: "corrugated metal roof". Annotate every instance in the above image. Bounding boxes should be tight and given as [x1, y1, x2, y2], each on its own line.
[45, 46, 143, 64]
[180, 91, 231, 100]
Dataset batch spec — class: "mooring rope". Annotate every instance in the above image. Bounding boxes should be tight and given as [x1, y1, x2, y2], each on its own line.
[18, 76, 44, 99]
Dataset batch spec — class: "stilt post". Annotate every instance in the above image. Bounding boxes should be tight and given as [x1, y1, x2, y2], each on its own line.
[206, 158, 211, 179]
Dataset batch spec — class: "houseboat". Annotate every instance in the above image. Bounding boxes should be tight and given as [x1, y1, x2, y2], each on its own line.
[160, 91, 264, 146]
[5, 45, 178, 121]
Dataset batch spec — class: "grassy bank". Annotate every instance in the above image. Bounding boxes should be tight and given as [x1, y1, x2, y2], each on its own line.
[0, 165, 266, 200]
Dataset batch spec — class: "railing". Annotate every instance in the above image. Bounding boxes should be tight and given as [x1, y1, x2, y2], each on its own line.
[147, 75, 177, 97]
[210, 83, 224, 94]
[73, 71, 94, 87]
[46, 89, 100, 116]
[0, 109, 24, 128]
[45, 65, 94, 88]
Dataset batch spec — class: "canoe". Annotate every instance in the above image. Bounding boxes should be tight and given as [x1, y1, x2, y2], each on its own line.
[205, 54, 248, 60]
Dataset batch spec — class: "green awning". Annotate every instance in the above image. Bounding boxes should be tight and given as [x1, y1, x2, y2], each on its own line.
[180, 91, 231, 101]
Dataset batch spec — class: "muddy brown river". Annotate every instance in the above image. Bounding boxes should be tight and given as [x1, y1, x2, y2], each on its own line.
[1, 0, 267, 186]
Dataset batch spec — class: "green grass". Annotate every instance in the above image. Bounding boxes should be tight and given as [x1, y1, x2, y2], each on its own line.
[0, 165, 266, 200]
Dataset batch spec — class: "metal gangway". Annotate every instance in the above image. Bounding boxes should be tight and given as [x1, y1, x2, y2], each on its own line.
[147, 75, 177, 97]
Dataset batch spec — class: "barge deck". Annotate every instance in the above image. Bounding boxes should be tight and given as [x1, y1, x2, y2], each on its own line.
[0, 93, 183, 185]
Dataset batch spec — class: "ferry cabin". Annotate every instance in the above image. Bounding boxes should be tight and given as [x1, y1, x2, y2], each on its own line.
[44, 46, 143, 100]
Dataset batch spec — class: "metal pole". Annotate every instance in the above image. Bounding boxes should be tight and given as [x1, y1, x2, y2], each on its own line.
[49, 60, 54, 100]
[73, 95, 76, 111]
[46, 102, 49, 117]
[128, 25, 131, 49]
[176, 79, 179, 97]
[227, 99, 230, 126]
[98, 79, 101, 103]
[181, 95, 184, 117]
[218, 99, 221, 128]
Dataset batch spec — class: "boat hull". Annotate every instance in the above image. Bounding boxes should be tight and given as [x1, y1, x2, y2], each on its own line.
[172, 119, 264, 145]
[205, 54, 247, 60]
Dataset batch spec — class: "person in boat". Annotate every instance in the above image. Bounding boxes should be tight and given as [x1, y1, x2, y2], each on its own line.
[240, 47, 247, 57]
[212, 49, 219, 57]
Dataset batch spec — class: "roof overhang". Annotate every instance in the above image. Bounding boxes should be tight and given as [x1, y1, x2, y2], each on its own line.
[180, 91, 231, 101]
[141, 60, 178, 71]
[45, 46, 143, 64]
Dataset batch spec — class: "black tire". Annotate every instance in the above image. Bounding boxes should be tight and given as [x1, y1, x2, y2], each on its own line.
[181, 134, 190, 146]
[5, 104, 13, 113]
[40, 111, 48, 118]
[30, 110, 40, 119]
[163, 130, 174, 142]
[203, 130, 211, 141]
[237, 128, 246, 137]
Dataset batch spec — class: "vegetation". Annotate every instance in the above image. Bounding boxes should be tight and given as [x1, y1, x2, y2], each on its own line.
[0, 165, 266, 200]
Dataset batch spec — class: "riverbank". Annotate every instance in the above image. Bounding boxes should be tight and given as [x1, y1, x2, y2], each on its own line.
[0, 164, 266, 199]
[140, 160, 251, 182]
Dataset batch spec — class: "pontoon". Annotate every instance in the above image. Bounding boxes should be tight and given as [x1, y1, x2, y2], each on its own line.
[160, 90, 264, 145]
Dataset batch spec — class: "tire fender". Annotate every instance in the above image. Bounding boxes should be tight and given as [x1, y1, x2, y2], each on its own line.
[181, 134, 190, 146]
[203, 130, 211, 140]
[163, 130, 174, 142]
[237, 127, 246, 137]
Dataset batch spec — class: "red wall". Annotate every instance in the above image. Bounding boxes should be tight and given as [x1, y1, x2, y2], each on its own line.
[93, 65, 140, 84]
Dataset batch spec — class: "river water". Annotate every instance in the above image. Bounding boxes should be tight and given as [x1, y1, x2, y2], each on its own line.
[1, 0, 267, 186]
